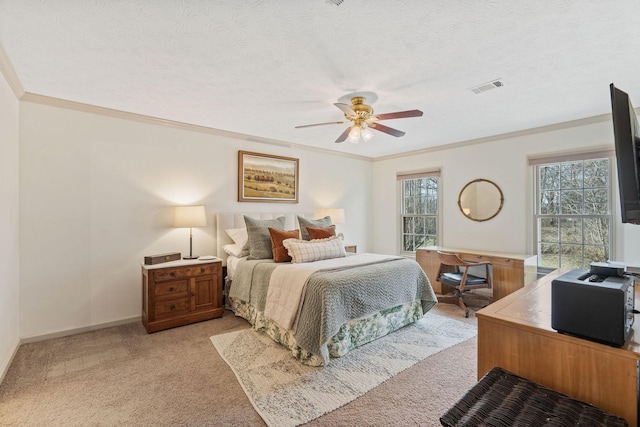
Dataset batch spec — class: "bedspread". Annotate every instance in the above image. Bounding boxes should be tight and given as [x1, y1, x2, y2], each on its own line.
[228, 255, 437, 364]
[265, 254, 403, 332]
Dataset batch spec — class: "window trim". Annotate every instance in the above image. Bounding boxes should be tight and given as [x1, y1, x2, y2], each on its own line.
[528, 147, 615, 166]
[397, 169, 441, 255]
[533, 155, 614, 269]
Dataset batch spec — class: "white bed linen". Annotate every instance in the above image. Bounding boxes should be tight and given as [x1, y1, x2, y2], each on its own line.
[225, 255, 246, 280]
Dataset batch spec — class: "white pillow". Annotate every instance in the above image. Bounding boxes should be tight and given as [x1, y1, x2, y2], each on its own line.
[225, 227, 248, 248]
[223, 243, 249, 258]
[282, 236, 346, 263]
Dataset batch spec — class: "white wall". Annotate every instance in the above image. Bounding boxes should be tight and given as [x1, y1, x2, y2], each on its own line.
[18, 101, 372, 339]
[13, 97, 640, 345]
[372, 119, 640, 264]
[0, 70, 20, 378]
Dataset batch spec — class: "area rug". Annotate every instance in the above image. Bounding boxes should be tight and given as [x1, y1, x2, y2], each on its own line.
[210, 311, 477, 427]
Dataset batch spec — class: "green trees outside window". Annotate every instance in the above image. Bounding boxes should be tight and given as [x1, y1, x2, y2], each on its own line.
[401, 177, 438, 252]
[536, 158, 611, 269]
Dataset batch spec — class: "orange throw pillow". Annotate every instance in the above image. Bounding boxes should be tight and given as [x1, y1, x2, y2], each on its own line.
[268, 228, 300, 262]
[306, 225, 336, 240]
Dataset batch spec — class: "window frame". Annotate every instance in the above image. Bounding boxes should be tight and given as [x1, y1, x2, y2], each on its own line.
[532, 155, 615, 271]
[397, 170, 441, 255]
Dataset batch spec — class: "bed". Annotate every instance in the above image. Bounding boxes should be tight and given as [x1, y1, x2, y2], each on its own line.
[216, 212, 437, 366]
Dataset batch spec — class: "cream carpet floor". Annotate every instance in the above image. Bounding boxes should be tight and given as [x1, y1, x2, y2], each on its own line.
[0, 300, 483, 426]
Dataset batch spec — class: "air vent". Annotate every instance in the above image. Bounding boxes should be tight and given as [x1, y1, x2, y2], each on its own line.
[469, 79, 504, 94]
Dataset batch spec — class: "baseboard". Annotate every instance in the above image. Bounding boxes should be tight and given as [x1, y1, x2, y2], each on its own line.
[20, 316, 141, 345]
[0, 337, 21, 385]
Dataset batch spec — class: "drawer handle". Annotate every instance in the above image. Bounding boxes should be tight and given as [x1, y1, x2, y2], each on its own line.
[170, 272, 176, 277]
[170, 304, 176, 311]
[200, 268, 205, 273]
[169, 287, 175, 292]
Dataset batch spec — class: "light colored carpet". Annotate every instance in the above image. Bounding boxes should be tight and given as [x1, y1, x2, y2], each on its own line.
[0, 302, 481, 426]
[211, 310, 478, 427]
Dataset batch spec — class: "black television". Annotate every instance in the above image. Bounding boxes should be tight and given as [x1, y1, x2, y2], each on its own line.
[610, 83, 640, 224]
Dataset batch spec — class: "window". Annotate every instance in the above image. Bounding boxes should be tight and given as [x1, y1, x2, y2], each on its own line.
[534, 157, 612, 270]
[398, 172, 439, 252]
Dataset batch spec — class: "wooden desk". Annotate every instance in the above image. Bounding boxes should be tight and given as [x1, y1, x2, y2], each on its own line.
[416, 246, 537, 300]
[477, 270, 640, 425]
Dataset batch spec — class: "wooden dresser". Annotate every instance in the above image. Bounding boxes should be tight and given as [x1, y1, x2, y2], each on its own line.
[141, 258, 223, 333]
[416, 246, 537, 300]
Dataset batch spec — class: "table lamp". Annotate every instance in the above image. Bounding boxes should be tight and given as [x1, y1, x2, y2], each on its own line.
[174, 205, 207, 259]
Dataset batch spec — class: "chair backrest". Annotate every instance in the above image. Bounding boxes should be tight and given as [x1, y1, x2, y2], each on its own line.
[437, 251, 468, 267]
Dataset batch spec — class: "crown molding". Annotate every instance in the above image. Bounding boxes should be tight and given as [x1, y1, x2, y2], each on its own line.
[373, 112, 617, 162]
[19, 92, 372, 161]
[0, 43, 24, 98]
[19, 88, 623, 164]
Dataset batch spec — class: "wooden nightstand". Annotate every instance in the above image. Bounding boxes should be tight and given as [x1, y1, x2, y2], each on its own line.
[141, 258, 223, 333]
[344, 244, 357, 253]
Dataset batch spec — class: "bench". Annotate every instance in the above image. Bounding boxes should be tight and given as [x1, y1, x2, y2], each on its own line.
[440, 367, 628, 426]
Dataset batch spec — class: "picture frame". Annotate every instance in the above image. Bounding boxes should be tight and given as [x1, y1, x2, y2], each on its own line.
[238, 151, 299, 203]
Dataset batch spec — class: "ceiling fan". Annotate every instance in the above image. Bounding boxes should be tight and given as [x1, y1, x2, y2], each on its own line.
[295, 96, 423, 143]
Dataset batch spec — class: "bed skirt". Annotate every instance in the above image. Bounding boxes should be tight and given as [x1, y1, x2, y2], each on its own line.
[228, 297, 424, 366]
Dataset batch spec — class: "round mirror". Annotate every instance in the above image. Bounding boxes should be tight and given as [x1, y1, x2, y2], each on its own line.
[458, 179, 504, 222]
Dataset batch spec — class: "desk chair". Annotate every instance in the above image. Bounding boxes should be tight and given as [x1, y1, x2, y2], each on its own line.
[436, 251, 492, 317]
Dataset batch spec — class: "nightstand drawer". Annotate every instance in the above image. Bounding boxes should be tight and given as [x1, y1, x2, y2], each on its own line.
[154, 280, 189, 297]
[153, 264, 214, 281]
[155, 297, 190, 318]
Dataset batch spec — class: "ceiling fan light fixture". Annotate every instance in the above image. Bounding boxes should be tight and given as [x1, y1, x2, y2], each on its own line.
[348, 126, 361, 143]
[295, 96, 423, 144]
[361, 126, 374, 141]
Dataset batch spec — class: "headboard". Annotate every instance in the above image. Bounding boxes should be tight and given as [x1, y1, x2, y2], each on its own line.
[216, 212, 316, 266]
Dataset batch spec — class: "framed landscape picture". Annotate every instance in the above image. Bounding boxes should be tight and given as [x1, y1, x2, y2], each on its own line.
[238, 151, 299, 203]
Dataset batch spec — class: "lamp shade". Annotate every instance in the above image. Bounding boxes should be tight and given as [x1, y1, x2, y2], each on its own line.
[174, 205, 207, 228]
[316, 208, 345, 224]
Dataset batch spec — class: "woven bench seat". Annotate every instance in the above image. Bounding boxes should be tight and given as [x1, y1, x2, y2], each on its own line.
[440, 367, 628, 426]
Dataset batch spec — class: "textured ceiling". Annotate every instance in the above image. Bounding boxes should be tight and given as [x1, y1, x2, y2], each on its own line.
[1, 0, 640, 158]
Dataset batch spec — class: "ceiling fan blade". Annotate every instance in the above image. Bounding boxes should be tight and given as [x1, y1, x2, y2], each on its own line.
[334, 103, 357, 117]
[369, 122, 406, 137]
[372, 109, 423, 121]
[335, 126, 352, 143]
[295, 121, 345, 129]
